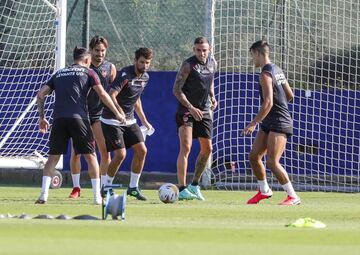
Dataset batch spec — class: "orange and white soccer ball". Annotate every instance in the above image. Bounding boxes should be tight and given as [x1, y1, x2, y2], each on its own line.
[158, 183, 179, 203]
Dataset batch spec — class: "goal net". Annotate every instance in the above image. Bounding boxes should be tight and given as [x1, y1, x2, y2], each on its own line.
[0, 0, 65, 169]
[211, 0, 360, 192]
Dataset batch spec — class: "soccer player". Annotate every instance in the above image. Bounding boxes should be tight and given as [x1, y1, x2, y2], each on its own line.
[173, 37, 217, 200]
[243, 40, 301, 205]
[69, 36, 116, 199]
[101, 47, 154, 201]
[35, 46, 125, 204]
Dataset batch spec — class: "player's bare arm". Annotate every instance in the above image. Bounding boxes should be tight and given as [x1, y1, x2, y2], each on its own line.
[37, 85, 52, 133]
[108, 88, 125, 118]
[210, 79, 217, 110]
[135, 98, 152, 129]
[283, 80, 294, 102]
[242, 72, 273, 136]
[173, 61, 203, 121]
[93, 85, 125, 123]
[110, 64, 117, 83]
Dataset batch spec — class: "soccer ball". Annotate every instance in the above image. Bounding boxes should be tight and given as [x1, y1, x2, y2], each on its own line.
[158, 183, 179, 203]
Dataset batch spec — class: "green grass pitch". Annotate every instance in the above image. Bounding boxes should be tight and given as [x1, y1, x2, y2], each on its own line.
[0, 185, 359, 255]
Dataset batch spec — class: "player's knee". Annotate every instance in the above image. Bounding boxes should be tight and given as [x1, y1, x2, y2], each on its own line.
[249, 151, 260, 164]
[135, 145, 147, 159]
[114, 149, 126, 162]
[266, 159, 277, 170]
[70, 153, 81, 161]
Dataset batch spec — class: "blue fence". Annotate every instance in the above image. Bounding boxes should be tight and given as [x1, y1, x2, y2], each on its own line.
[1, 70, 359, 176]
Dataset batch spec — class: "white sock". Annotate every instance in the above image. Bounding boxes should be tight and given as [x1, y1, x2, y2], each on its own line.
[91, 178, 101, 198]
[71, 173, 81, 188]
[100, 175, 107, 188]
[41, 176, 52, 200]
[258, 179, 270, 194]
[106, 174, 114, 185]
[129, 171, 141, 188]
[282, 182, 297, 198]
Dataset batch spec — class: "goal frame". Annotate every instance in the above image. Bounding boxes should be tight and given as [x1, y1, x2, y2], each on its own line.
[0, 0, 67, 169]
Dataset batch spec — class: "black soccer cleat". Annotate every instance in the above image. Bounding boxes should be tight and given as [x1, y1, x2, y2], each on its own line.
[127, 187, 147, 201]
[35, 199, 46, 204]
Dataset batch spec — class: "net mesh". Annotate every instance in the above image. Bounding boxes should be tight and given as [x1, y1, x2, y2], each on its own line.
[0, 0, 56, 163]
[212, 0, 360, 192]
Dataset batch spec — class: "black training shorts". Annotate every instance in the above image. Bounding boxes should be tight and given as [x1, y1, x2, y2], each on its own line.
[176, 111, 213, 139]
[49, 118, 95, 155]
[260, 124, 293, 138]
[101, 122, 144, 152]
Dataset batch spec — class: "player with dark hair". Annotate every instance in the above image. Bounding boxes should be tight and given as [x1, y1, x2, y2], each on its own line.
[101, 47, 154, 201]
[35, 46, 124, 204]
[69, 35, 117, 199]
[243, 40, 301, 205]
[173, 36, 217, 200]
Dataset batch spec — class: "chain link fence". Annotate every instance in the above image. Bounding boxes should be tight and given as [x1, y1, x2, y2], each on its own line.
[66, 0, 211, 71]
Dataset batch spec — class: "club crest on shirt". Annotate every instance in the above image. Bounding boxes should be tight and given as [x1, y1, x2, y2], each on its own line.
[192, 64, 212, 74]
[193, 64, 201, 74]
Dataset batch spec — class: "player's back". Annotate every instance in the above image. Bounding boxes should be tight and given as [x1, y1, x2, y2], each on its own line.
[260, 63, 292, 129]
[48, 64, 99, 120]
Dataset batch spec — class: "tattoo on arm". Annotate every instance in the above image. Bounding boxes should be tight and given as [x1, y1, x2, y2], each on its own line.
[37, 85, 51, 119]
[37, 97, 45, 119]
[172, 62, 192, 109]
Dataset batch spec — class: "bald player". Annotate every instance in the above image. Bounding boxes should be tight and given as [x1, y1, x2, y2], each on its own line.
[173, 36, 217, 201]
[35, 46, 124, 205]
[243, 40, 301, 206]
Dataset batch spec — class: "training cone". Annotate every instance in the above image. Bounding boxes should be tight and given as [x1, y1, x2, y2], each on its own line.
[286, 217, 326, 228]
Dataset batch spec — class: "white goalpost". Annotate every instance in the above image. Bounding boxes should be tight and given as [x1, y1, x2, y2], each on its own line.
[0, 0, 66, 169]
[211, 0, 360, 192]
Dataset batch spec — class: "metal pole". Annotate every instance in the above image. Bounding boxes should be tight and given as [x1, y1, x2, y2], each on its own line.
[55, 0, 67, 70]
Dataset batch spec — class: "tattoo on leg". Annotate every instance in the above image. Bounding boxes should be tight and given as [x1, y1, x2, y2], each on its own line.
[193, 153, 209, 183]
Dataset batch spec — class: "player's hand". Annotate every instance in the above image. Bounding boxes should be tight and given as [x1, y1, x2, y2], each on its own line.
[116, 113, 126, 124]
[39, 118, 49, 134]
[143, 122, 154, 132]
[211, 97, 218, 111]
[189, 106, 203, 121]
[241, 121, 258, 136]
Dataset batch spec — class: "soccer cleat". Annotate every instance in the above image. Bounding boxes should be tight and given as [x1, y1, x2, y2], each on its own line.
[247, 189, 273, 204]
[69, 187, 81, 199]
[127, 187, 147, 201]
[278, 195, 301, 206]
[187, 184, 205, 200]
[178, 188, 197, 200]
[35, 193, 47, 204]
[35, 199, 46, 204]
